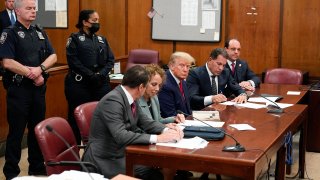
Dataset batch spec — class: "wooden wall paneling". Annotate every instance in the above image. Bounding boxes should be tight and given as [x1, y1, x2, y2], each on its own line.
[45, 67, 69, 119]
[0, 82, 8, 142]
[226, 0, 281, 74]
[281, 0, 320, 77]
[80, 0, 127, 58]
[45, 0, 79, 65]
[175, 42, 222, 66]
[127, 0, 173, 66]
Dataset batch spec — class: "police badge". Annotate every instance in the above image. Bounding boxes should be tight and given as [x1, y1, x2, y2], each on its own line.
[79, 35, 85, 41]
[97, 36, 104, 43]
[17, 31, 25, 38]
[36, 31, 45, 40]
[0, 32, 7, 44]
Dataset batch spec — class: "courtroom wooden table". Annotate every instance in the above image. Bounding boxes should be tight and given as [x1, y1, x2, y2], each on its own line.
[126, 84, 308, 180]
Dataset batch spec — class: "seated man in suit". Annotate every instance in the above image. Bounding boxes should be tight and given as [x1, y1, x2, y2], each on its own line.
[224, 38, 260, 91]
[158, 51, 195, 118]
[82, 65, 183, 179]
[187, 48, 247, 110]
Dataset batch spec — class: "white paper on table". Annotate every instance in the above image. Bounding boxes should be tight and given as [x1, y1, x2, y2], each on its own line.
[266, 102, 293, 109]
[156, 137, 208, 149]
[229, 124, 256, 131]
[180, 120, 225, 127]
[219, 101, 236, 106]
[287, 91, 301, 95]
[234, 102, 267, 109]
[248, 97, 279, 103]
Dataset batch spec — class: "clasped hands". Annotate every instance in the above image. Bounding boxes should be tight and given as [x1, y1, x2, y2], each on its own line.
[25, 66, 44, 86]
[157, 124, 184, 143]
[239, 81, 255, 91]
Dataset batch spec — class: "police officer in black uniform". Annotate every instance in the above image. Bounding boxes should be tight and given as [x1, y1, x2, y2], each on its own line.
[65, 10, 115, 144]
[0, 0, 57, 179]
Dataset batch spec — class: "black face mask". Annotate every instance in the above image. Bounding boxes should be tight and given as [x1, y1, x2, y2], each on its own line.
[89, 23, 100, 34]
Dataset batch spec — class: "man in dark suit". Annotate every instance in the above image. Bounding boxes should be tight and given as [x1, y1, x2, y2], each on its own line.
[82, 65, 183, 179]
[224, 38, 260, 91]
[158, 51, 195, 118]
[0, 0, 16, 32]
[187, 48, 247, 110]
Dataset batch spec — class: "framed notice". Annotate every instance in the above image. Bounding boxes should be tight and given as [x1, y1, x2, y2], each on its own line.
[151, 0, 222, 42]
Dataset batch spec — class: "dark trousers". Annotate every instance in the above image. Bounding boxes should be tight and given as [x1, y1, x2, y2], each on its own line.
[3, 82, 46, 179]
[64, 74, 111, 144]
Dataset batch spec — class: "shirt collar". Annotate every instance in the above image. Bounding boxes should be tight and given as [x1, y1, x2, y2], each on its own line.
[169, 69, 181, 84]
[121, 85, 134, 105]
[227, 59, 236, 67]
[206, 63, 214, 77]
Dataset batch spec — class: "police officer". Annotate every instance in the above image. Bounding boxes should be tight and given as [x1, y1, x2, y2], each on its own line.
[0, 0, 57, 179]
[65, 10, 115, 144]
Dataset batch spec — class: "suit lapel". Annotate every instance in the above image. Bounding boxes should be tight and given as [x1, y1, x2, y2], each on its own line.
[115, 86, 137, 125]
[150, 97, 159, 121]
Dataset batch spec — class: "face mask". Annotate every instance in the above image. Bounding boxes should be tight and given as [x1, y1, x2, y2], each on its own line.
[89, 23, 100, 33]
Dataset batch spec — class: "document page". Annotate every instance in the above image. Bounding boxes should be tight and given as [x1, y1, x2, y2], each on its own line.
[156, 137, 208, 149]
[180, 120, 224, 127]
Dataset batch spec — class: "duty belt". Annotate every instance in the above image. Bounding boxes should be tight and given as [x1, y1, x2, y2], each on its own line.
[70, 71, 83, 82]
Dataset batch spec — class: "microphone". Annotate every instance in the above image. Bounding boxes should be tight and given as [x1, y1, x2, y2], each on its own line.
[177, 110, 245, 152]
[45, 125, 94, 180]
[258, 94, 284, 113]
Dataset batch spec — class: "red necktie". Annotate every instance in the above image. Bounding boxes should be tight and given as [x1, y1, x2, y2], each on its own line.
[231, 62, 235, 75]
[179, 81, 185, 98]
[131, 102, 136, 118]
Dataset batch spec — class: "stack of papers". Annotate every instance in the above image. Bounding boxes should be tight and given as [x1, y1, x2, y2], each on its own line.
[192, 111, 220, 121]
[13, 170, 108, 180]
[179, 120, 225, 127]
[220, 101, 293, 109]
[156, 136, 209, 149]
[109, 74, 124, 80]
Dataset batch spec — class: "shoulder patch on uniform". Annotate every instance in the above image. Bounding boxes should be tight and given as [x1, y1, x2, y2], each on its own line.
[17, 31, 25, 38]
[0, 32, 7, 44]
[79, 35, 85, 41]
[66, 37, 72, 47]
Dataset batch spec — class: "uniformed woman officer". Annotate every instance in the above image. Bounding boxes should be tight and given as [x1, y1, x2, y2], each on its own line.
[65, 10, 115, 144]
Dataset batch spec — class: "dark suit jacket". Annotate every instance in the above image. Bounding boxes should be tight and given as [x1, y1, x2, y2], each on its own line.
[82, 86, 165, 178]
[158, 70, 191, 117]
[226, 59, 261, 87]
[186, 65, 245, 110]
[0, 10, 12, 32]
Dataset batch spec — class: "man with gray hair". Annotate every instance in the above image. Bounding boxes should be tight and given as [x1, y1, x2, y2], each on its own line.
[158, 51, 195, 118]
[0, 0, 57, 179]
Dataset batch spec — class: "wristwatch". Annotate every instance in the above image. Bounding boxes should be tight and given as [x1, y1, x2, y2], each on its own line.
[40, 64, 46, 72]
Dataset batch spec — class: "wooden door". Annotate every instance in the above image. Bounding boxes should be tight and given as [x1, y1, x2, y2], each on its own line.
[226, 0, 281, 74]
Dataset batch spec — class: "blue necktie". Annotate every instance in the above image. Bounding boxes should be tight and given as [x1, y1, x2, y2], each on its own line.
[10, 11, 15, 25]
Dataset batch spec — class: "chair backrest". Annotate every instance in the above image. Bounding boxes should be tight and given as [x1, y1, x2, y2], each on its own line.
[126, 49, 159, 70]
[264, 68, 303, 85]
[35, 117, 80, 175]
[74, 101, 98, 145]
